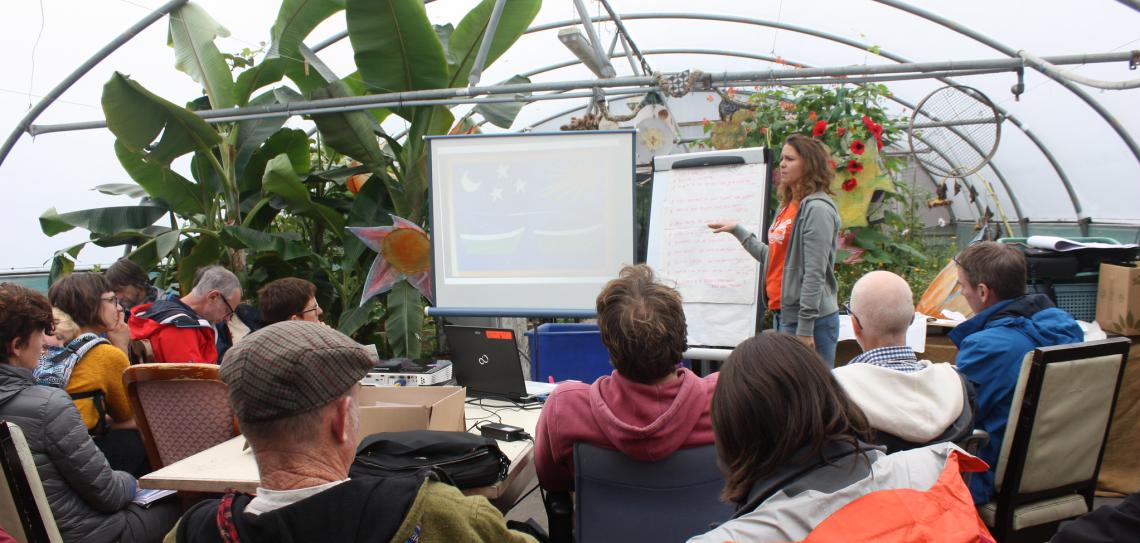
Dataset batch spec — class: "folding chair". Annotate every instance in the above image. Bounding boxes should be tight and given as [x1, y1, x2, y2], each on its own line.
[0, 421, 63, 543]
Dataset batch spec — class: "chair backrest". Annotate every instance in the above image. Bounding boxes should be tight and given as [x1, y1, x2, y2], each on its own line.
[991, 338, 1131, 528]
[0, 422, 63, 543]
[573, 443, 734, 543]
[123, 363, 238, 469]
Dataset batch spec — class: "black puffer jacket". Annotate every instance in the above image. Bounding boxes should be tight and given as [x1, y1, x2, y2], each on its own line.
[0, 364, 135, 543]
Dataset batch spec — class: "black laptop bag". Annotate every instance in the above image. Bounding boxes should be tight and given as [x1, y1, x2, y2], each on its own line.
[350, 430, 510, 489]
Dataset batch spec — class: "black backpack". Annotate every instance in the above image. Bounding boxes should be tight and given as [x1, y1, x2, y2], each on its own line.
[350, 430, 510, 490]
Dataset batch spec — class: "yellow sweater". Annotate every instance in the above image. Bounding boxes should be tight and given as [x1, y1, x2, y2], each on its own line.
[389, 481, 537, 543]
[65, 343, 133, 430]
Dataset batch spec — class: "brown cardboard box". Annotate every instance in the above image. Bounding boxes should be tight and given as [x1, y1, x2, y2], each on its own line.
[356, 386, 466, 444]
[1096, 262, 1140, 336]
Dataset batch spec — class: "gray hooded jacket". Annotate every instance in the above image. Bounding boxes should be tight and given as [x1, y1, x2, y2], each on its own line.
[0, 363, 136, 543]
[730, 191, 840, 336]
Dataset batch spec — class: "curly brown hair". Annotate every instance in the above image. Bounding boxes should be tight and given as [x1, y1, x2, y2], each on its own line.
[778, 134, 835, 203]
[595, 264, 687, 384]
[0, 283, 54, 359]
[713, 331, 871, 503]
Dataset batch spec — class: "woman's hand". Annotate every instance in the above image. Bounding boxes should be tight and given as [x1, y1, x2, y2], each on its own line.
[108, 318, 131, 355]
[707, 221, 738, 233]
[796, 335, 816, 350]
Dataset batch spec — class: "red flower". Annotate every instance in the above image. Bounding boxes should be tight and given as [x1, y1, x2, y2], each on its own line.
[837, 127, 846, 136]
[842, 178, 858, 192]
[827, 160, 837, 170]
[851, 140, 866, 155]
[808, 111, 818, 121]
[862, 115, 875, 129]
[812, 120, 828, 137]
[759, 126, 768, 134]
[870, 123, 884, 137]
[846, 159, 864, 173]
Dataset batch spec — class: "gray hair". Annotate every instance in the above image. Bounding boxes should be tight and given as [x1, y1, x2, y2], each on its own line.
[190, 265, 241, 298]
[850, 271, 914, 339]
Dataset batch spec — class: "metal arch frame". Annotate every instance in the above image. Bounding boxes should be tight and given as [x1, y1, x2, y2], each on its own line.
[523, 12, 1084, 227]
[510, 48, 994, 224]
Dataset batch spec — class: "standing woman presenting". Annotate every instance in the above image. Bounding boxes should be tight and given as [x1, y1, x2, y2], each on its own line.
[709, 134, 841, 365]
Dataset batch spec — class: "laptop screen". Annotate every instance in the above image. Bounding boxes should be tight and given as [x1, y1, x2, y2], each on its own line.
[444, 325, 528, 399]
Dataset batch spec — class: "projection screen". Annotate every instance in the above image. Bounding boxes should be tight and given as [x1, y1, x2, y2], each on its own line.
[427, 131, 636, 317]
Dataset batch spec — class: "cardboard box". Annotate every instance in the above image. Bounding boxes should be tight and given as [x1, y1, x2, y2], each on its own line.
[356, 386, 466, 443]
[1096, 262, 1140, 336]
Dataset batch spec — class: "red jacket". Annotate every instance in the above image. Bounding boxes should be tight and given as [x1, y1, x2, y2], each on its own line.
[128, 299, 218, 364]
[534, 367, 718, 492]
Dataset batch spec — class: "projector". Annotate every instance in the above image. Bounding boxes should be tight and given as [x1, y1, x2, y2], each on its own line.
[362, 360, 452, 387]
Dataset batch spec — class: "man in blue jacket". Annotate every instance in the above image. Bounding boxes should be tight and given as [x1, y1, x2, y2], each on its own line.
[948, 241, 1083, 504]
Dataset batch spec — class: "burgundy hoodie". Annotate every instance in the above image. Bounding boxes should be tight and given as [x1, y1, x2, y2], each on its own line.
[534, 367, 719, 492]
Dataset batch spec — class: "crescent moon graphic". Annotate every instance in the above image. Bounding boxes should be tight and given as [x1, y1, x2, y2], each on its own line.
[460, 172, 482, 192]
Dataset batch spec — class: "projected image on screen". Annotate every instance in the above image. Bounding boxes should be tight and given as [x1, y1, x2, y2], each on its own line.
[429, 132, 635, 312]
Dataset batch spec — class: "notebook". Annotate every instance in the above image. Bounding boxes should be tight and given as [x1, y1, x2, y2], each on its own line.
[444, 325, 558, 402]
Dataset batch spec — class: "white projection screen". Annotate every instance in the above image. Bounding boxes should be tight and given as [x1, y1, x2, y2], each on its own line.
[427, 131, 636, 316]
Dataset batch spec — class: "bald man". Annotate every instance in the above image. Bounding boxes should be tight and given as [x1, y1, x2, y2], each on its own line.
[832, 271, 975, 452]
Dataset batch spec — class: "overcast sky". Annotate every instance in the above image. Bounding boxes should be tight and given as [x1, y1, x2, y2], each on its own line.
[2, 0, 1138, 272]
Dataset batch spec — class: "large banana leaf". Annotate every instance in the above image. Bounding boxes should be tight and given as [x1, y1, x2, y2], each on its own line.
[48, 244, 86, 285]
[178, 233, 224, 295]
[397, 106, 454, 221]
[385, 280, 424, 358]
[233, 56, 326, 105]
[102, 73, 221, 165]
[346, 0, 448, 107]
[473, 75, 532, 128]
[115, 141, 207, 216]
[94, 183, 148, 199]
[234, 91, 292, 182]
[221, 225, 312, 261]
[447, 0, 541, 87]
[168, 3, 235, 110]
[309, 82, 389, 172]
[90, 225, 173, 248]
[338, 297, 378, 336]
[40, 205, 167, 237]
[127, 230, 182, 271]
[267, 0, 345, 60]
[344, 170, 394, 265]
[339, 71, 392, 126]
[261, 154, 346, 231]
[240, 128, 311, 192]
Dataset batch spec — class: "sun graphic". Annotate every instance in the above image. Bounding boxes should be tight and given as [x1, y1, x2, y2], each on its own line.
[347, 215, 433, 305]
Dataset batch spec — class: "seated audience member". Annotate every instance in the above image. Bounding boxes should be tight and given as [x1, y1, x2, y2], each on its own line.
[128, 265, 242, 363]
[170, 321, 536, 542]
[691, 332, 987, 542]
[104, 257, 169, 314]
[257, 277, 323, 325]
[47, 273, 148, 476]
[833, 271, 974, 452]
[1052, 491, 1140, 542]
[43, 307, 79, 348]
[534, 264, 718, 493]
[949, 241, 1083, 504]
[0, 282, 179, 543]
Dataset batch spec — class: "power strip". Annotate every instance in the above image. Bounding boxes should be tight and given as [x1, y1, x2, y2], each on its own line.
[362, 360, 452, 387]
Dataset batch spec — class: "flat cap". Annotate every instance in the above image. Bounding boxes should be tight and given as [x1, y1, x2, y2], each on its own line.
[220, 320, 373, 423]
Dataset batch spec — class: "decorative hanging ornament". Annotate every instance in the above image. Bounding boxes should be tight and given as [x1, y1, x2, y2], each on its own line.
[347, 215, 433, 306]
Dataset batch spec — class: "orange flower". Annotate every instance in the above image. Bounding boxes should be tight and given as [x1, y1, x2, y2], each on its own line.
[808, 111, 818, 121]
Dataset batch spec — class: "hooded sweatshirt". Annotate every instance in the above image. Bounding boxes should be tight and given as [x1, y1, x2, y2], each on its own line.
[128, 298, 217, 363]
[833, 359, 967, 443]
[534, 367, 719, 492]
[948, 293, 1084, 504]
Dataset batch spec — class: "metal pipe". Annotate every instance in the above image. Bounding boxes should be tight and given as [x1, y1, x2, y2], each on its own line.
[467, 0, 507, 86]
[0, 0, 190, 170]
[911, 117, 1003, 129]
[525, 12, 1089, 224]
[597, 0, 652, 74]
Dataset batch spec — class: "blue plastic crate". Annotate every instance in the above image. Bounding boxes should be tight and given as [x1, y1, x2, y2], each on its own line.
[525, 323, 613, 384]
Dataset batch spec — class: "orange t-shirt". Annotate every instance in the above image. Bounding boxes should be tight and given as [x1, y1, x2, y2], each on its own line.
[765, 200, 800, 310]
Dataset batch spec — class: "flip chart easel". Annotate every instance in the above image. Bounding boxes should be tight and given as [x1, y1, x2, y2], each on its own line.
[647, 148, 768, 349]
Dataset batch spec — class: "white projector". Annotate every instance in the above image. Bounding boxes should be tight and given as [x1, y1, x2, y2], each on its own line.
[362, 360, 452, 387]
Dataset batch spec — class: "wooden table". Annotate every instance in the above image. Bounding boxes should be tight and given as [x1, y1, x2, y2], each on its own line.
[140, 398, 543, 512]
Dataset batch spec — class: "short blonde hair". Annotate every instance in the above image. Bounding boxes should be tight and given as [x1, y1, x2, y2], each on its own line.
[52, 308, 79, 343]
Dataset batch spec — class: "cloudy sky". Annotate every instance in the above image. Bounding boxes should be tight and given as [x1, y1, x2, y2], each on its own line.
[2, 0, 1137, 272]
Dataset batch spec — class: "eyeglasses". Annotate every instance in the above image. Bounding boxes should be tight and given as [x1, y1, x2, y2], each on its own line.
[101, 294, 120, 306]
[843, 301, 860, 328]
[300, 303, 321, 315]
[217, 293, 236, 320]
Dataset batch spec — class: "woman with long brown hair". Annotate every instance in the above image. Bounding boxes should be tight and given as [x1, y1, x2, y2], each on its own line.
[709, 134, 841, 365]
[690, 332, 982, 541]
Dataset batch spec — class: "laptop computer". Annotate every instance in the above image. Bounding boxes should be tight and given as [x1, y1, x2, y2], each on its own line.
[444, 325, 558, 402]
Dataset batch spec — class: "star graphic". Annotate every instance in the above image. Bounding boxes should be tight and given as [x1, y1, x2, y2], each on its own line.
[491, 186, 504, 202]
[514, 178, 527, 193]
[496, 164, 509, 178]
[347, 214, 433, 305]
[829, 139, 895, 228]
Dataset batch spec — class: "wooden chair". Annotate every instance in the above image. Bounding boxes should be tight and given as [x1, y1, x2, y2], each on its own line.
[978, 337, 1132, 542]
[0, 421, 63, 543]
[123, 363, 238, 470]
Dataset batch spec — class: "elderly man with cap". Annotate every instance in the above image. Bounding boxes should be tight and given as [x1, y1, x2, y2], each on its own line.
[168, 321, 536, 543]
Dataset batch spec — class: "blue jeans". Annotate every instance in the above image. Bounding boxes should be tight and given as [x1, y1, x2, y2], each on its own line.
[774, 310, 840, 368]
